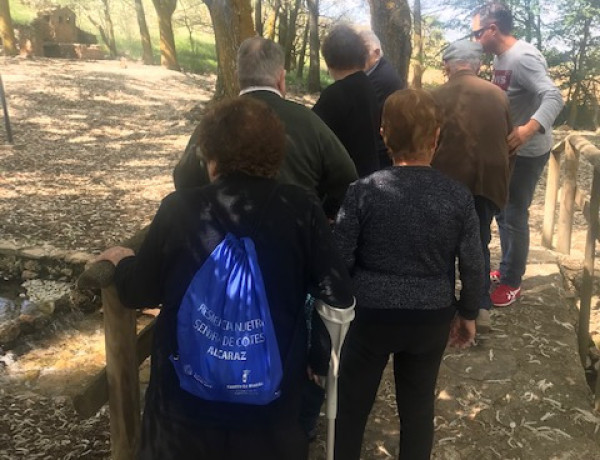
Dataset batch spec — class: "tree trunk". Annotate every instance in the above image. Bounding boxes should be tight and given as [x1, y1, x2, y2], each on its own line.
[296, 16, 309, 79]
[368, 0, 411, 88]
[203, 0, 255, 99]
[524, 0, 532, 43]
[152, 0, 180, 71]
[101, 0, 118, 58]
[535, 12, 542, 51]
[411, 0, 422, 88]
[134, 0, 154, 64]
[278, 4, 289, 48]
[265, 0, 281, 41]
[283, 0, 302, 71]
[590, 83, 599, 130]
[0, 0, 17, 56]
[306, 0, 320, 92]
[179, 0, 196, 54]
[568, 16, 591, 128]
[254, 0, 263, 36]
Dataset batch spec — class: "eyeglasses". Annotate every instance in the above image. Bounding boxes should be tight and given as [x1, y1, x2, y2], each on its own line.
[472, 26, 490, 40]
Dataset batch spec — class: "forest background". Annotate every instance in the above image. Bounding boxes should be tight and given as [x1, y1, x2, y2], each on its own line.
[1, 0, 599, 130]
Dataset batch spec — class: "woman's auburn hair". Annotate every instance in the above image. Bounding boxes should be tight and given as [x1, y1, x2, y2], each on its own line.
[382, 89, 442, 162]
[196, 96, 286, 178]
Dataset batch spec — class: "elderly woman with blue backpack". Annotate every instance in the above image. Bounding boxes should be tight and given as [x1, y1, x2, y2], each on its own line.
[96, 97, 355, 460]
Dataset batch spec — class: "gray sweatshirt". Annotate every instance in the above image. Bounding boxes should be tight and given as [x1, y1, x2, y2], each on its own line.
[492, 40, 564, 158]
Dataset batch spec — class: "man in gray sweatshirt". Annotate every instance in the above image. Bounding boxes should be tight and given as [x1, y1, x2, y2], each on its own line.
[473, 2, 563, 307]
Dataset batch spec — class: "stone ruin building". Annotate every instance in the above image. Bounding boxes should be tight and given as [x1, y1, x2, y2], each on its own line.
[15, 6, 104, 60]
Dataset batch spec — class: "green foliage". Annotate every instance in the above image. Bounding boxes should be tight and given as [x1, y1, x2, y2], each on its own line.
[9, 0, 38, 25]
[174, 33, 217, 74]
[286, 66, 333, 93]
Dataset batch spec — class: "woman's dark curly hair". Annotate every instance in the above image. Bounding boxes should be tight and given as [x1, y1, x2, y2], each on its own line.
[196, 97, 285, 178]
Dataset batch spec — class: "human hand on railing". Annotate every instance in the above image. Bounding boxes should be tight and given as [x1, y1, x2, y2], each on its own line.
[448, 316, 476, 349]
[94, 246, 135, 267]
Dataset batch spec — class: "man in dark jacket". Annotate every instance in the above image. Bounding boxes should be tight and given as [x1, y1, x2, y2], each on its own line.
[359, 29, 404, 167]
[173, 37, 358, 218]
[432, 40, 512, 332]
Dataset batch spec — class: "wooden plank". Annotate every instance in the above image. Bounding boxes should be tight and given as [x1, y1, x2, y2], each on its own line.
[73, 319, 155, 418]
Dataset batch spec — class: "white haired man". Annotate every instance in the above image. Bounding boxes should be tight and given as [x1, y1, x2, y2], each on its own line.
[359, 29, 404, 167]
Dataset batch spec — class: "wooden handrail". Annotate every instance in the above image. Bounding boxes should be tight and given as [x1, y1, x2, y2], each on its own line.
[542, 133, 600, 410]
[78, 226, 149, 290]
[75, 226, 151, 460]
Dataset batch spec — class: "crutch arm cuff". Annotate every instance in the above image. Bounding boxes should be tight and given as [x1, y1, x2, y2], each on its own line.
[315, 297, 356, 324]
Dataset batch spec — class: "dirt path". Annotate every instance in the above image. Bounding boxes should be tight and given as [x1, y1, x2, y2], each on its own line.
[1, 58, 599, 459]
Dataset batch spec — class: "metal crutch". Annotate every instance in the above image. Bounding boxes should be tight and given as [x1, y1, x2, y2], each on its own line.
[315, 298, 356, 460]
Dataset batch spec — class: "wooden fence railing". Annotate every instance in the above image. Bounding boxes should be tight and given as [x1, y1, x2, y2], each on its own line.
[75, 228, 152, 460]
[542, 133, 600, 410]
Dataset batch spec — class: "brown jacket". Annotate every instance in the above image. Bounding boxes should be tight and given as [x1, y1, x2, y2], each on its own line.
[432, 69, 512, 209]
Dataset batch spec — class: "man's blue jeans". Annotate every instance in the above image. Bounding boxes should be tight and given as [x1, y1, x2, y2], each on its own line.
[496, 152, 550, 287]
[474, 196, 498, 311]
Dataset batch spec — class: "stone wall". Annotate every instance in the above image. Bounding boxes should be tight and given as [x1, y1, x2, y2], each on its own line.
[0, 240, 92, 282]
[0, 240, 100, 347]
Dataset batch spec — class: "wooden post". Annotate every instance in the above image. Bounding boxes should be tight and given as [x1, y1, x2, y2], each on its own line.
[102, 284, 140, 459]
[542, 147, 562, 248]
[0, 74, 13, 144]
[579, 171, 598, 367]
[556, 139, 579, 254]
[592, 175, 600, 411]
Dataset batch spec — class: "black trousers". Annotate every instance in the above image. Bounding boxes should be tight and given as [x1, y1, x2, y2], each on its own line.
[334, 319, 451, 460]
[138, 406, 309, 460]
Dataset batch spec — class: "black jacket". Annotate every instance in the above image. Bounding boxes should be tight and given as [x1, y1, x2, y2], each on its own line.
[114, 173, 353, 428]
[366, 57, 405, 167]
[313, 72, 381, 177]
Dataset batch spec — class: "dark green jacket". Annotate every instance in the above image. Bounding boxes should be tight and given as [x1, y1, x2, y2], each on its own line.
[173, 90, 358, 217]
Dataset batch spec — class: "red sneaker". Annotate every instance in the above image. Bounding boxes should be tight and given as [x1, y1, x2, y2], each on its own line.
[490, 270, 501, 285]
[491, 284, 521, 307]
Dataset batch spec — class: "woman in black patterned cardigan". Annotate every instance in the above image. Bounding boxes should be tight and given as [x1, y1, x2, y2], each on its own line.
[333, 89, 484, 460]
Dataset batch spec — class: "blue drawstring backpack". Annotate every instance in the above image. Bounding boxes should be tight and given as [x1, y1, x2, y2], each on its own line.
[170, 192, 283, 405]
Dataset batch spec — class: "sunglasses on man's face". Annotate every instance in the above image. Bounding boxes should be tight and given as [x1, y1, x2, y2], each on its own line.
[472, 26, 490, 39]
